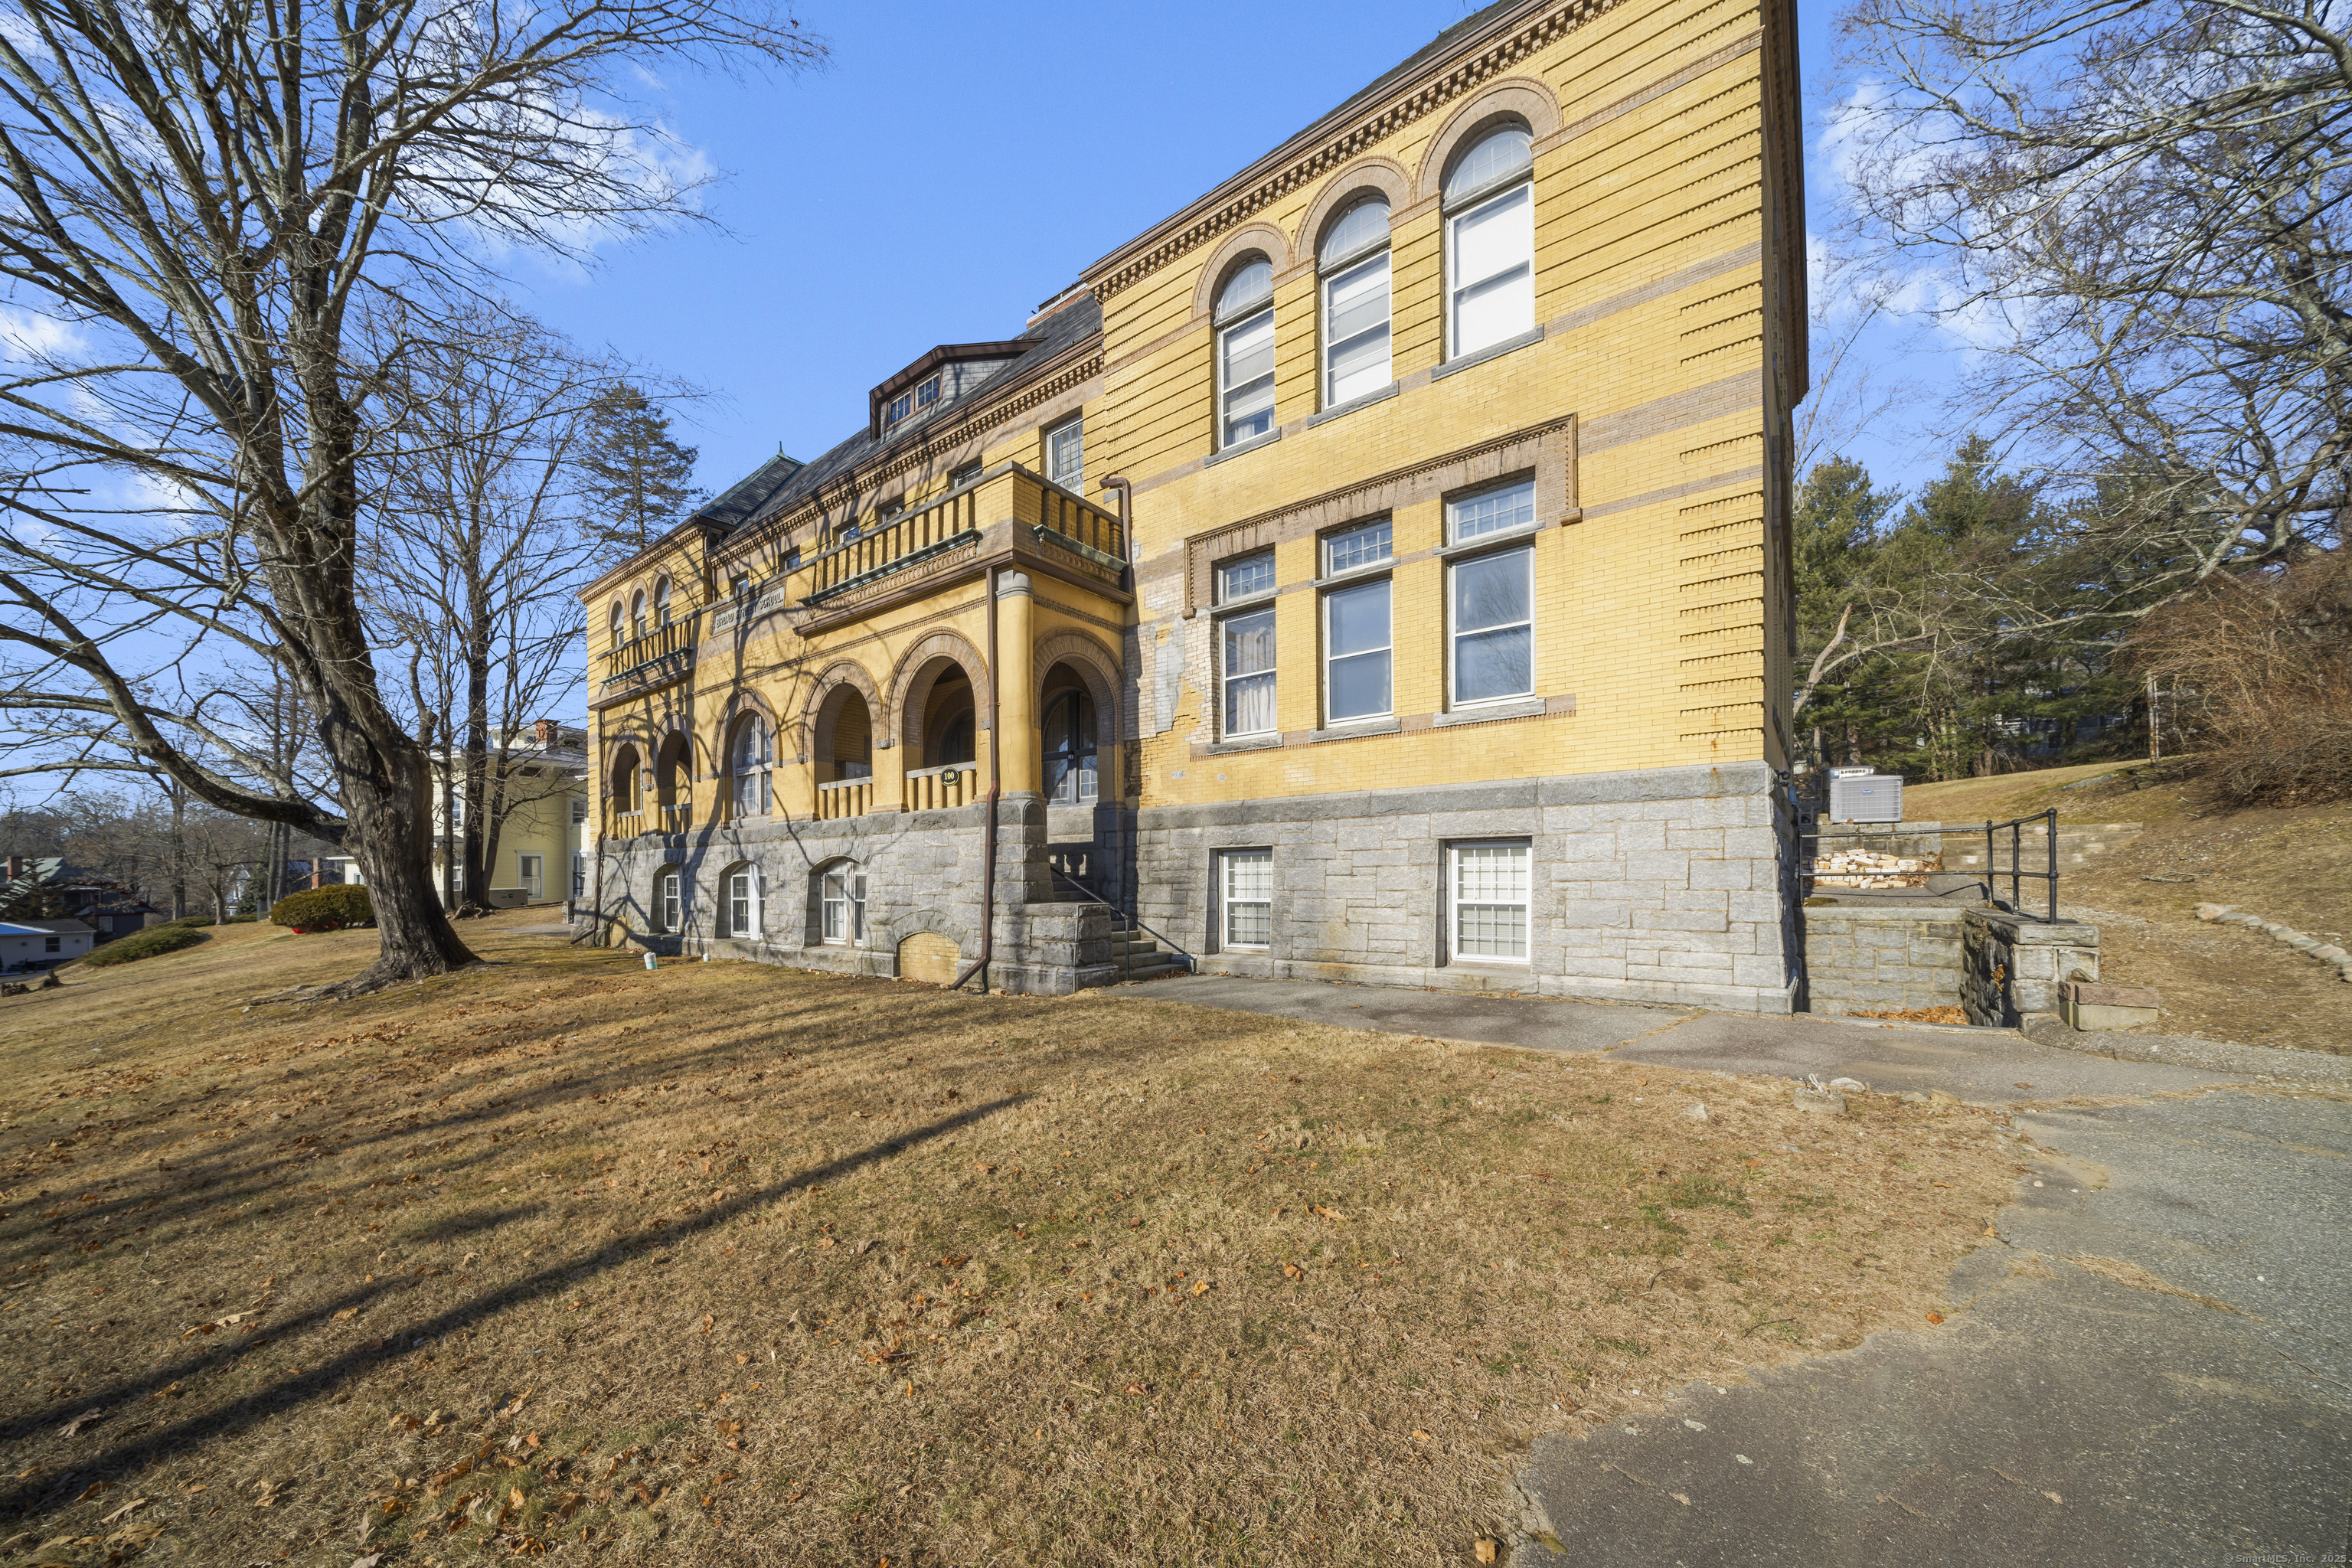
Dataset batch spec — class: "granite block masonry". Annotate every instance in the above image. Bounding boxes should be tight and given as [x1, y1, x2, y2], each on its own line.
[1138, 760, 1799, 1014]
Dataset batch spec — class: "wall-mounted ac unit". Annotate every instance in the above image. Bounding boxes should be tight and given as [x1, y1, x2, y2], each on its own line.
[1828, 767, 1903, 824]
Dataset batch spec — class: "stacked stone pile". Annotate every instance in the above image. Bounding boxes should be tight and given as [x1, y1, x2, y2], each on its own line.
[1809, 849, 1939, 888]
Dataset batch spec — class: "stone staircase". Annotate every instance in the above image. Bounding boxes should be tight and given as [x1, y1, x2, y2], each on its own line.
[1102, 923, 1187, 983]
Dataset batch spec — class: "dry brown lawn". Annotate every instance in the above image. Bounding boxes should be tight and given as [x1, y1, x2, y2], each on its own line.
[0, 913, 2019, 1566]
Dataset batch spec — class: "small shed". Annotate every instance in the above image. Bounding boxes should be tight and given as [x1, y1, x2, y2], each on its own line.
[2, 917, 94, 972]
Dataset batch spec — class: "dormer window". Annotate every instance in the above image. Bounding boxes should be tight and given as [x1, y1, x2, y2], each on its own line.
[915, 375, 941, 410]
[884, 392, 913, 427]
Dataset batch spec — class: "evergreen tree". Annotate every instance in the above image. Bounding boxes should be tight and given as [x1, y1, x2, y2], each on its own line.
[581, 384, 701, 552]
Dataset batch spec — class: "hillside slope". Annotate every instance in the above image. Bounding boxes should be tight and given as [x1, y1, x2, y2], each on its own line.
[1906, 761, 2349, 1054]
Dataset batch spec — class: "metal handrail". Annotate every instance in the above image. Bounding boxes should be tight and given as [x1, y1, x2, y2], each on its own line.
[1984, 807, 2060, 923]
[1050, 867, 1194, 980]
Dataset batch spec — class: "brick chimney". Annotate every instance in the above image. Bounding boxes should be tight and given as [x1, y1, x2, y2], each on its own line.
[534, 718, 559, 746]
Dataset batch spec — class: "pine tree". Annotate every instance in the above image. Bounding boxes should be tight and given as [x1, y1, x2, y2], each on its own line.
[581, 384, 701, 552]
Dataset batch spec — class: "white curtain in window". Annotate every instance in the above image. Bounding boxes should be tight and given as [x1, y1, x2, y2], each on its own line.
[1222, 609, 1277, 737]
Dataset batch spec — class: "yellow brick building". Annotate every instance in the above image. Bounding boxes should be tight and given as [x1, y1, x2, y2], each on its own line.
[580, 0, 1808, 1009]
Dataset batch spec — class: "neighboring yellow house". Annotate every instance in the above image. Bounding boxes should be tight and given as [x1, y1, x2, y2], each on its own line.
[428, 722, 590, 909]
[581, 0, 1806, 1008]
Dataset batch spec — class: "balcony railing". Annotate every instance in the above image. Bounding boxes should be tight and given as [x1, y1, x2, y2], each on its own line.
[659, 802, 693, 834]
[903, 763, 979, 812]
[789, 463, 1126, 609]
[602, 610, 701, 688]
[612, 808, 646, 836]
[815, 779, 871, 820]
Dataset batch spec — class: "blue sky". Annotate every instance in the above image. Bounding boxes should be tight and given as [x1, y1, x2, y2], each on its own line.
[511, 0, 1935, 509]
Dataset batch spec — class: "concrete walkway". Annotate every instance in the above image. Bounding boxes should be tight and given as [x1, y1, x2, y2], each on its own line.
[1113, 974, 2352, 1565]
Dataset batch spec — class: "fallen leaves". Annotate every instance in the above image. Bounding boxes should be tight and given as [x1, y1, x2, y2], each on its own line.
[700, 1314, 716, 1334]
[1282, 1262, 1304, 1281]
[1475, 1536, 1501, 1563]
[1926, 1312, 1945, 1325]
[56, 1408, 103, 1438]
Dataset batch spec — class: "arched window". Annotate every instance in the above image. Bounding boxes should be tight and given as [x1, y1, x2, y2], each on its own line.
[656, 866, 683, 934]
[1214, 257, 1276, 448]
[731, 712, 772, 818]
[1319, 196, 1392, 407]
[609, 744, 642, 815]
[1043, 685, 1097, 805]
[629, 590, 648, 642]
[653, 580, 672, 627]
[608, 601, 625, 648]
[1444, 126, 1535, 359]
[818, 861, 867, 946]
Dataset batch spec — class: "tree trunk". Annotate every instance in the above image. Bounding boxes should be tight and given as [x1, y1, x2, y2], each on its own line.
[338, 739, 478, 985]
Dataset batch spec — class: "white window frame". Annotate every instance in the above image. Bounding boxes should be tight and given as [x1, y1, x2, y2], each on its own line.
[1448, 477, 1537, 545]
[820, 867, 866, 946]
[1220, 605, 1278, 739]
[659, 868, 682, 933]
[727, 867, 760, 939]
[1215, 260, 1276, 449]
[1318, 201, 1393, 407]
[1321, 575, 1393, 724]
[1220, 848, 1273, 950]
[1448, 840, 1532, 964]
[1047, 416, 1083, 492]
[570, 796, 589, 825]
[518, 853, 544, 901]
[571, 853, 587, 900]
[1449, 544, 1536, 709]
[1323, 518, 1393, 577]
[1446, 157, 1535, 361]
[733, 714, 772, 819]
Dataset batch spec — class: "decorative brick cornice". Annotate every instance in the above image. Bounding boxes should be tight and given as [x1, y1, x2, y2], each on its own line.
[1087, 0, 1624, 301]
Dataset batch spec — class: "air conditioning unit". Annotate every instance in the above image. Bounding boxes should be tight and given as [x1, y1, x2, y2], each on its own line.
[1827, 767, 1903, 824]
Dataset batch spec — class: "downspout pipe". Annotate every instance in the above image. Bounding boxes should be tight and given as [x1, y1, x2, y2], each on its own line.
[953, 564, 1001, 993]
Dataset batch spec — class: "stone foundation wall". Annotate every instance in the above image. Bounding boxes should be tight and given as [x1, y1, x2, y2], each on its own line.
[1133, 761, 1797, 1014]
[1800, 905, 1966, 1014]
[1962, 908, 2100, 1025]
[580, 797, 1130, 995]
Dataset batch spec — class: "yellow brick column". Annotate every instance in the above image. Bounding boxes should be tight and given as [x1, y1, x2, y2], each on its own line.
[996, 570, 1039, 795]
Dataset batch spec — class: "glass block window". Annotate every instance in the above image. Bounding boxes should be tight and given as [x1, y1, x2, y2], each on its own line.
[1223, 849, 1273, 949]
[1450, 841, 1530, 961]
[1451, 547, 1534, 705]
[1219, 550, 1276, 603]
[1222, 607, 1276, 737]
[1449, 478, 1537, 543]
[1324, 519, 1392, 576]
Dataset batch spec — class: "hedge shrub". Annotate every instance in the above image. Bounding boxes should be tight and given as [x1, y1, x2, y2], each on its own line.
[83, 923, 211, 968]
[269, 885, 375, 932]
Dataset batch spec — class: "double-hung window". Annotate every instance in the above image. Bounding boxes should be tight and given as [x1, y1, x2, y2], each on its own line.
[1449, 841, 1530, 962]
[1319, 198, 1392, 407]
[571, 852, 586, 899]
[1448, 480, 1537, 707]
[1215, 260, 1276, 447]
[1047, 416, 1084, 492]
[727, 867, 759, 939]
[1221, 849, 1273, 949]
[1445, 127, 1536, 359]
[821, 867, 866, 945]
[1218, 552, 1277, 738]
[658, 868, 681, 933]
[1321, 520, 1393, 724]
[733, 714, 772, 818]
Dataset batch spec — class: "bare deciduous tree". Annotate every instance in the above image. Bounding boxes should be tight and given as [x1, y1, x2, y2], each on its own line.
[1834, 0, 2350, 586]
[368, 309, 611, 913]
[0, 0, 822, 991]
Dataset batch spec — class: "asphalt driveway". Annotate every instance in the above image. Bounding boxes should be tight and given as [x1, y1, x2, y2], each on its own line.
[1116, 974, 2352, 1565]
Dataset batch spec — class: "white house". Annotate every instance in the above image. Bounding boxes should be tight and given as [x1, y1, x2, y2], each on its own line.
[2, 917, 93, 972]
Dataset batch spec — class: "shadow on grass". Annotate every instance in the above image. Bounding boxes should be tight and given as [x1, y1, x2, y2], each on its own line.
[0, 1094, 1027, 1523]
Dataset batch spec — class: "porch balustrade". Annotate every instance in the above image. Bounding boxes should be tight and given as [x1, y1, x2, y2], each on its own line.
[903, 763, 980, 812]
[815, 779, 871, 820]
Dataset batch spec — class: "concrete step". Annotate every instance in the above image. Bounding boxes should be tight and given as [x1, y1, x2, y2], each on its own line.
[1110, 954, 1188, 982]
